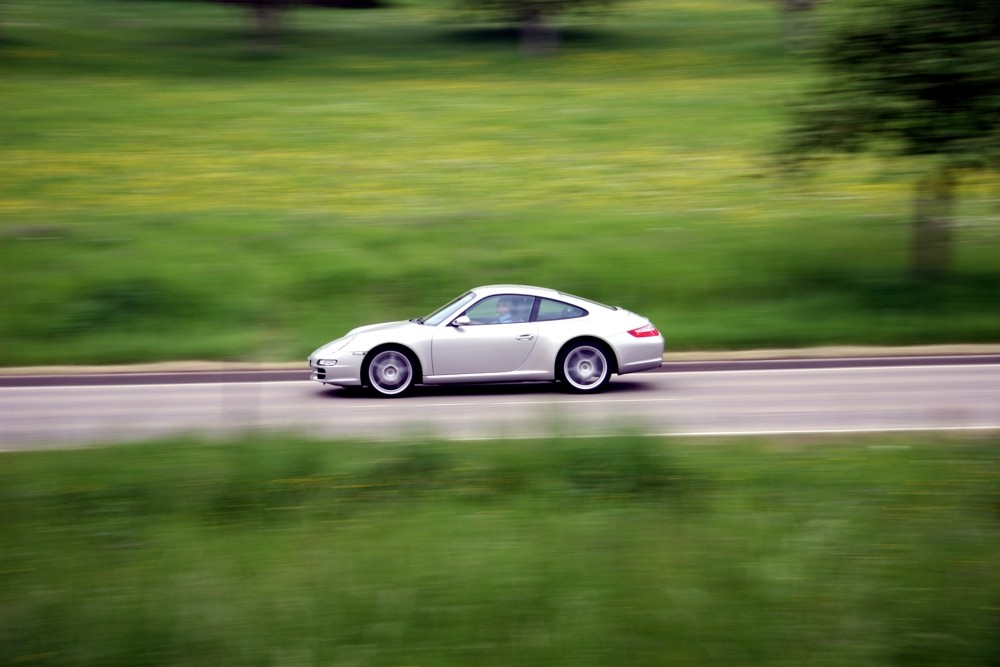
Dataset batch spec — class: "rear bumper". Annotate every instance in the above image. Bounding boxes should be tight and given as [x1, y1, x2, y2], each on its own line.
[618, 357, 663, 374]
[609, 332, 665, 376]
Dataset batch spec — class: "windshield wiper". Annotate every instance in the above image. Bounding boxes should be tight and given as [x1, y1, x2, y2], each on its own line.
[409, 317, 425, 325]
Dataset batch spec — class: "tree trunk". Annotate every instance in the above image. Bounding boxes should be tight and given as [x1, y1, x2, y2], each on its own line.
[520, 11, 558, 57]
[252, 2, 282, 40]
[911, 169, 956, 279]
[779, 0, 819, 52]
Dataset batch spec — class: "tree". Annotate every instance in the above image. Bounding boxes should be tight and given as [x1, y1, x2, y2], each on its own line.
[777, 0, 821, 52]
[213, 0, 382, 43]
[780, 0, 1000, 278]
[215, 0, 293, 41]
[459, 0, 620, 55]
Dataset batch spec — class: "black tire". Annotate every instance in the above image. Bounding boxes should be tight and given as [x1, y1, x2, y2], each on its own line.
[364, 347, 417, 397]
[557, 342, 611, 393]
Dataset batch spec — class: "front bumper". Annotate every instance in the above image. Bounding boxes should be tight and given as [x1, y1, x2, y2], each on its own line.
[308, 354, 364, 386]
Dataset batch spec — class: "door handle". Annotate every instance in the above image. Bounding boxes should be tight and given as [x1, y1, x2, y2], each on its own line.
[516, 333, 535, 341]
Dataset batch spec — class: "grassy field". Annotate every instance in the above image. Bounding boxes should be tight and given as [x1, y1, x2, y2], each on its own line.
[2, 433, 998, 666]
[2, 0, 1000, 366]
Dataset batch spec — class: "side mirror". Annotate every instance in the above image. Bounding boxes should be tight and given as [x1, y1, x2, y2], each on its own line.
[452, 315, 471, 327]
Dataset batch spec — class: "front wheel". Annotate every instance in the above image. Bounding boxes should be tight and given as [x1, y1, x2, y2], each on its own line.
[364, 347, 416, 397]
[558, 343, 611, 393]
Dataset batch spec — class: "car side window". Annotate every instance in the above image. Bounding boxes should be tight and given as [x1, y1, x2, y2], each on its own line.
[535, 298, 587, 322]
[464, 295, 535, 325]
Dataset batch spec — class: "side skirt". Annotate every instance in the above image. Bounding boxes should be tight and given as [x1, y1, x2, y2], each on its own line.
[423, 370, 553, 385]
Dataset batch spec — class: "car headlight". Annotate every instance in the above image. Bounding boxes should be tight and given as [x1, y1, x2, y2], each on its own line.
[316, 359, 338, 367]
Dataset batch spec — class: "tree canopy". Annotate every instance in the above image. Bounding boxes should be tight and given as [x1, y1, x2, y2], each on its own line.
[782, 0, 1000, 276]
[786, 0, 1000, 166]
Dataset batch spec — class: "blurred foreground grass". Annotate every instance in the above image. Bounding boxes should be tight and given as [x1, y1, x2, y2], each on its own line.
[2, 0, 1000, 365]
[2, 434, 998, 666]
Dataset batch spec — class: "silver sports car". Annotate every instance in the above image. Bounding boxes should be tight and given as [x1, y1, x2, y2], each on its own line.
[308, 285, 664, 396]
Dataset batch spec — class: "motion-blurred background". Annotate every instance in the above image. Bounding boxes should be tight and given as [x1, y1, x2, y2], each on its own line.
[3, 4, 1000, 666]
[3, 0, 999, 366]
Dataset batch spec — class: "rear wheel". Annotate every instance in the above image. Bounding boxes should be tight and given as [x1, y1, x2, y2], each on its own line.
[364, 347, 416, 397]
[558, 342, 611, 393]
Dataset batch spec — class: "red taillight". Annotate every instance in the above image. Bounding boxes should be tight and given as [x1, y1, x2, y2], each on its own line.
[627, 324, 660, 338]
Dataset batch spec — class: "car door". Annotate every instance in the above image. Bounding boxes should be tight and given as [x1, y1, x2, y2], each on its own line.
[431, 295, 538, 376]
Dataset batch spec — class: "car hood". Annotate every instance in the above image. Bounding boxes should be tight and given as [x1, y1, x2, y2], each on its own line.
[311, 320, 418, 358]
[346, 320, 414, 337]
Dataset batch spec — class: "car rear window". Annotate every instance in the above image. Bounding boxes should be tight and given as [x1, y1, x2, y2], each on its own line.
[536, 298, 587, 321]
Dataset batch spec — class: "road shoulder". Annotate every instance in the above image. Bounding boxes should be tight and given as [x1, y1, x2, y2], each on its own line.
[1, 344, 999, 376]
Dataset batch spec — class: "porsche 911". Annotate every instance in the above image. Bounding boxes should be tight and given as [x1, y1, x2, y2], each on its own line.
[308, 285, 664, 396]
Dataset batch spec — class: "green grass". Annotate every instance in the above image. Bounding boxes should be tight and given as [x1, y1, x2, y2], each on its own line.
[2, 0, 1000, 365]
[2, 434, 999, 666]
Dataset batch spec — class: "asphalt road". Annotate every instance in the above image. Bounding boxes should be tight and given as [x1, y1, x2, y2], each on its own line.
[2, 357, 999, 450]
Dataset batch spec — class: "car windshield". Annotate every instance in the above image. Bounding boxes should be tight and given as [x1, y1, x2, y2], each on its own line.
[422, 291, 476, 326]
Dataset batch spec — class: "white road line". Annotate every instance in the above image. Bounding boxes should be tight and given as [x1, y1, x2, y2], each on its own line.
[656, 425, 1000, 437]
[664, 363, 1000, 376]
[0, 380, 313, 392]
[451, 424, 1000, 441]
[351, 397, 682, 409]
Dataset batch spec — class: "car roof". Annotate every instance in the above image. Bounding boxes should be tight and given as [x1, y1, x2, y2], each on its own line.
[470, 285, 616, 310]
[471, 285, 561, 298]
